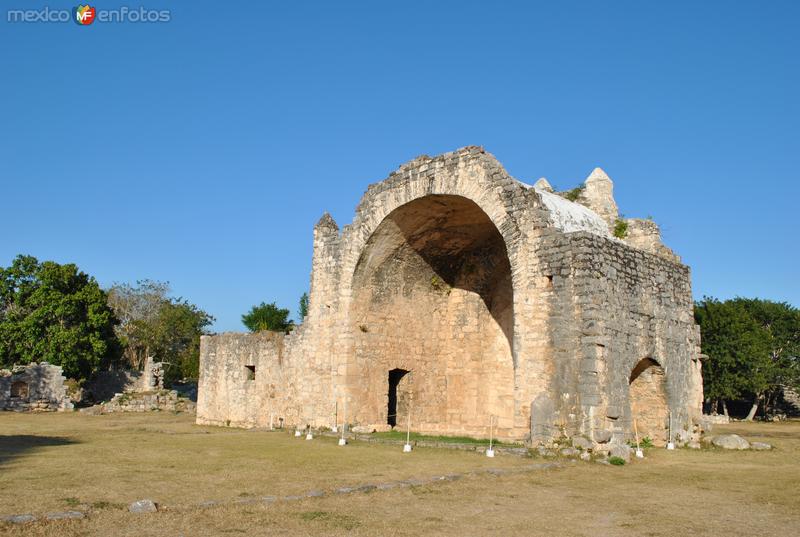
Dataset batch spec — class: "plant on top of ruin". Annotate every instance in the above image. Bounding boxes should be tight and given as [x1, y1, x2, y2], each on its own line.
[562, 185, 585, 202]
[613, 218, 628, 239]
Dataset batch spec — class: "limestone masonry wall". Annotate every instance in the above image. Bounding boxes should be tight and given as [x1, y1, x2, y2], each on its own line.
[197, 147, 703, 446]
[0, 363, 73, 412]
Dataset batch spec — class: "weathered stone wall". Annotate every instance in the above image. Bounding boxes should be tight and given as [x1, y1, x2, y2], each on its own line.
[0, 363, 73, 412]
[197, 332, 297, 428]
[562, 232, 701, 443]
[197, 147, 703, 444]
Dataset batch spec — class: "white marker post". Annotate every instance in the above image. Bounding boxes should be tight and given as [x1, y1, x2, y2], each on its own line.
[486, 415, 495, 458]
[633, 419, 644, 458]
[294, 428, 302, 437]
[666, 412, 675, 450]
[403, 403, 412, 453]
[305, 425, 313, 441]
[338, 399, 347, 446]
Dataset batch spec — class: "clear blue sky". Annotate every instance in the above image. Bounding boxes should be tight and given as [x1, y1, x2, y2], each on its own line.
[2, 1, 798, 332]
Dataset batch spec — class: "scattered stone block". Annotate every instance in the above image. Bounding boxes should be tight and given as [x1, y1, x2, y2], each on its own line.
[572, 437, 593, 450]
[750, 442, 772, 451]
[3, 514, 36, 524]
[609, 443, 632, 462]
[593, 430, 612, 443]
[560, 447, 580, 457]
[45, 511, 85, 520]
[712, 434, 750, 450]
[128, 499, 158, 513]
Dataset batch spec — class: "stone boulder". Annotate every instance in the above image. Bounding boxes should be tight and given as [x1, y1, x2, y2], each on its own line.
[559, 447, 580, 457]
[593, 429, 613, 443]
[129, 499, 158, 513]
[750, 442, 772, 451]
[609, 443, 632, 462]
[711, 434, 750, 450]
[572, 437, 593, 450]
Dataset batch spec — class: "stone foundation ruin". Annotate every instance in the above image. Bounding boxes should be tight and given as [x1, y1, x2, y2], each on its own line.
[0, 363, 73, 412]
[197, 147, 704, 446]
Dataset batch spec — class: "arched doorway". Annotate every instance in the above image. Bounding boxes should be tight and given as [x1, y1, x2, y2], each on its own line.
[11, 380, 29, 399]
[629, 358, 669, 445]
[349, 195, 514, 437]
[387, 368, 410, 428]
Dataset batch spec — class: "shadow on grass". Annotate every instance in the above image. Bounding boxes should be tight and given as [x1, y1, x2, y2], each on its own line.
[0, 435, 77, 466]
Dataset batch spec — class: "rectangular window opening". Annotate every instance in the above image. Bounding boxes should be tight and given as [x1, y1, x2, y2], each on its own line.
[245, 365, 256, 381]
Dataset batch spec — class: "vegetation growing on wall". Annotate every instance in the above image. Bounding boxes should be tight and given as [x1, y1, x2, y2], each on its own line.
[613, 218, 629, 239]
[562, 185, 585, 202]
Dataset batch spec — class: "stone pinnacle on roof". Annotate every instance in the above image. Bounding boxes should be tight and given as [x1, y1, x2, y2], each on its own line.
[585, 167, 612, 184]
[533, 177, 554, 192]
[315, 212, 339, 231]
[581, 167, 618, 228]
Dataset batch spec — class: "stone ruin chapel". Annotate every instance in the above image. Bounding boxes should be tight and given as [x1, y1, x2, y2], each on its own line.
[197, 147, 704, 446]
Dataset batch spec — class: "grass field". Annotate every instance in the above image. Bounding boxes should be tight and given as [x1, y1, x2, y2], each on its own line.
[1, 412, 799, 536]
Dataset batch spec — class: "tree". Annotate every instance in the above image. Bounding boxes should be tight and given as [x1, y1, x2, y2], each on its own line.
[0, 255, 121, 381]
[242, 302, 291, 332]
[152, 299, 214, 384]
[107, 280, 170, 370]
[107, 280, 214, 382]
[735, 298, 800, 419]
[695, 297, 800, 420]
[298, 292, 309, 321]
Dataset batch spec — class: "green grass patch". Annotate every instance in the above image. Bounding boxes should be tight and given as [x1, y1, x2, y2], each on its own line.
[369, 430, 519, 446]
[299, 510, 361, 530]
[91, 500, 124, 510]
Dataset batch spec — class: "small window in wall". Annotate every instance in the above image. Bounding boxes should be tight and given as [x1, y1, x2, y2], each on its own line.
[245, 365, 256, 381]
[11, 380, 29, 399]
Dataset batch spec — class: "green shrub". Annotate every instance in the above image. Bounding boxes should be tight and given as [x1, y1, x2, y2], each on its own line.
[562, 186, 584, 201]
[609, 456, 626, 466]
[613, 219, 628, 239]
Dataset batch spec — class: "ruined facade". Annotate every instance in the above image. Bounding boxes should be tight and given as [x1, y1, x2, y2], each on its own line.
[0, 362, 73, 412]
[197, 147, 704, 445]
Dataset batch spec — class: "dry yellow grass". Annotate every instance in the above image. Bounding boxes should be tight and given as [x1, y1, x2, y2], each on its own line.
[2, 412, 799, 536]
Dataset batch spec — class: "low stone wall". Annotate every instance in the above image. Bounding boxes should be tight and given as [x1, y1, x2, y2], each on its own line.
[0, 363, 73, 412]
[81, 390, 196, 414]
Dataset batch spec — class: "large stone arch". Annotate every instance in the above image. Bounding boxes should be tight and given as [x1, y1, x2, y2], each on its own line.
[332, 149, 536, 437]
[348, 194, 515, 435]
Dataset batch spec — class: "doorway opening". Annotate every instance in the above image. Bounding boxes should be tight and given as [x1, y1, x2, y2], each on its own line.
[387, 368, 409, 427]
[629, 358, 669, 445]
